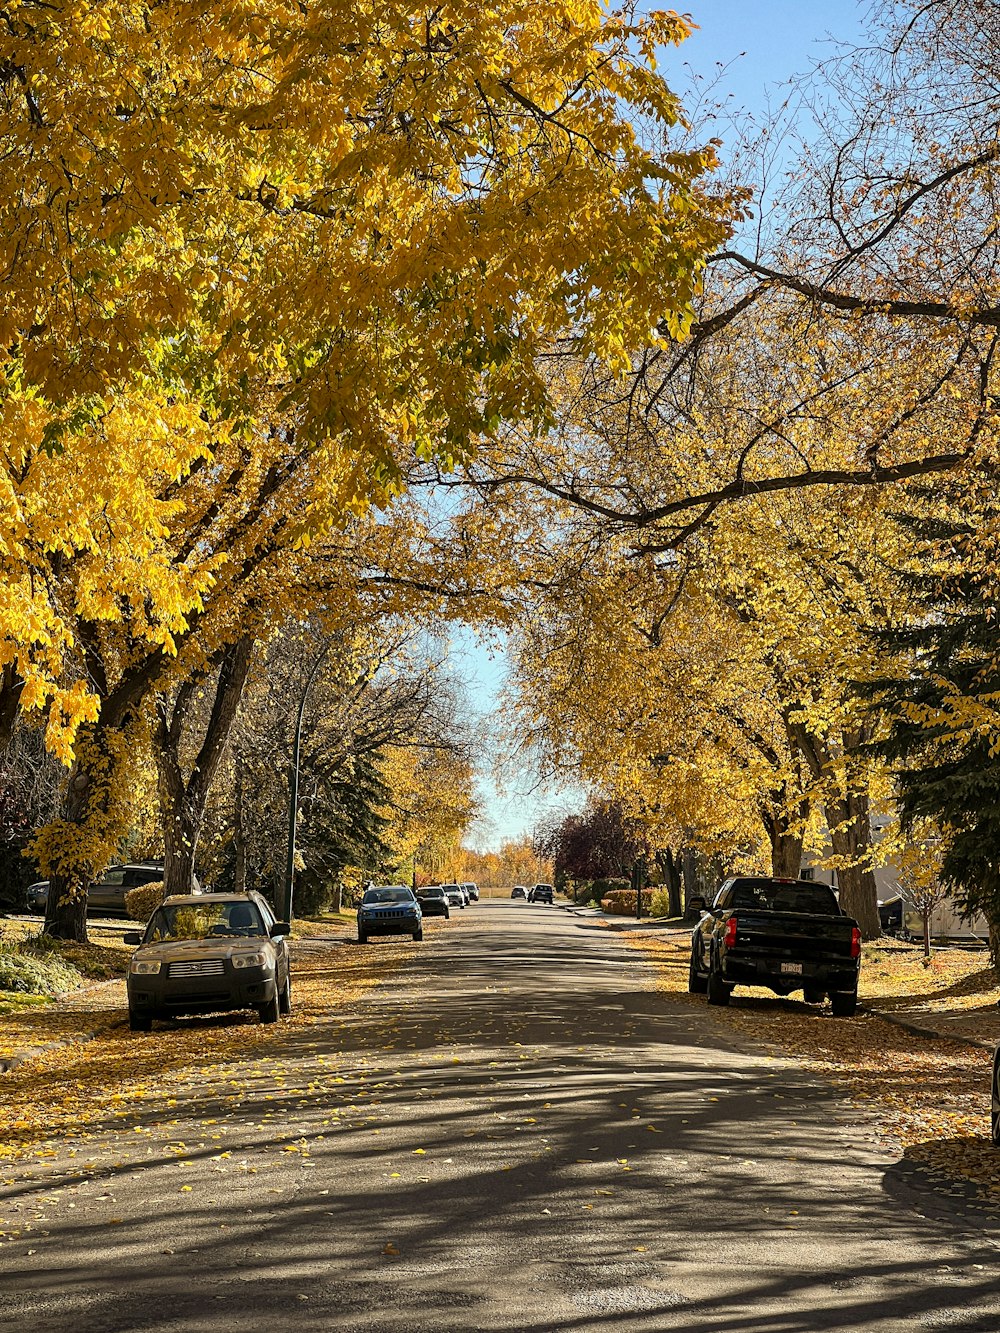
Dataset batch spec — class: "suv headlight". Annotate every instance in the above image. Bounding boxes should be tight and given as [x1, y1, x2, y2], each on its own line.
[129, 959, 161, 975]
[232, 951, 267, 969]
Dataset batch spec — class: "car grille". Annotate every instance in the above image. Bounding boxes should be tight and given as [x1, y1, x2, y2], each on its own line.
[168, 959, 226, 978]
[373, 908, 411, 918]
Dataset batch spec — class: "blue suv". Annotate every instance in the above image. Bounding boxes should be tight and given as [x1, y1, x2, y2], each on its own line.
[357, 885, 422, 944]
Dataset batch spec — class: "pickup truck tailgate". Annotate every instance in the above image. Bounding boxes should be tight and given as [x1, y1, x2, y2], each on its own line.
[730, 910, 857, 960]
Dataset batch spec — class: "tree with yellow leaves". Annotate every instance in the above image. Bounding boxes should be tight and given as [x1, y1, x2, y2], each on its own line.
[2, 0, 734, 752]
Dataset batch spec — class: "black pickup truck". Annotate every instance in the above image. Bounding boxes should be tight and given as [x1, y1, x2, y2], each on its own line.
[689, 876, 862, 1016]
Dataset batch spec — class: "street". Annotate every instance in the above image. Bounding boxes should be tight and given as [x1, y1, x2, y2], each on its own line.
[2, 899, 999, 1332]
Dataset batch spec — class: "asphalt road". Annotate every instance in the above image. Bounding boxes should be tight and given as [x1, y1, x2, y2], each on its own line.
[2, 899, 1000, 1332]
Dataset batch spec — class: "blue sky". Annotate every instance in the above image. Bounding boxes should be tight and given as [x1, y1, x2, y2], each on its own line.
[462, 0, 870, 850]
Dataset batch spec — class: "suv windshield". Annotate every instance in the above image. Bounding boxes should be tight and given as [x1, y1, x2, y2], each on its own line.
[724, 880, 840, 915]
[419, 887, 445, 897]
[145, 901, 265, 942]
[363, 888, 413, 905]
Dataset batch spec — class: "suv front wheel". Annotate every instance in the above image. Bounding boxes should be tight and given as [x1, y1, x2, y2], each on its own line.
[128, 1007, 152, 1033]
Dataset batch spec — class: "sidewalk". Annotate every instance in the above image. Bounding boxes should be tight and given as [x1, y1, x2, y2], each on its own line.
[562, 901, 1000, 1052]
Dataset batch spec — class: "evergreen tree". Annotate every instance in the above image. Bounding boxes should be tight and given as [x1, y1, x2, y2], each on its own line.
[864, 483, 1000, 960]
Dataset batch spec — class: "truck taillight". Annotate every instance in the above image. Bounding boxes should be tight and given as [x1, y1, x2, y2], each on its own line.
[850, 926, 861, 958]
[723, 915, 739, 948]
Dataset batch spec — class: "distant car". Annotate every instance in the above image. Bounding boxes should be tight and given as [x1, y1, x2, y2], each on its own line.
[993, 1045, 1000, 1147]
[878, 895, 903, 936]
[26, 862, 178, 917]
[462, 882, 480, 902]
[441, 885, 466, 910]
[530, 883, 554, 905]
[358, 885, 423, 943]
[124, 892, 290, 1032]
[416, 885, 450, 919]
[510, 886, 527, 900]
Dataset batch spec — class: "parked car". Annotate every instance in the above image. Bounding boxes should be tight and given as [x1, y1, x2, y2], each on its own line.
[689, 876, 862, 1016]
[441, 883, 468, 908]
[416, 885, 450, 919]
[529, 883, 554, 904]
[26, 862, 175, 917]
[462, 882, 480, 902]
[510, 885, 528, 900]
[878, 895, 903, 935]
[124, 892, 290, 1032]
[358, 885, 423, 943]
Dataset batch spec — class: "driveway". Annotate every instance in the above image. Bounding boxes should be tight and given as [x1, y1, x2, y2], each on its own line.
[1, 899, 999, 1331]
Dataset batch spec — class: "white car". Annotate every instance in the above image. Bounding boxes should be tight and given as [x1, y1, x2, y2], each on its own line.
[441, 884, 467, 909]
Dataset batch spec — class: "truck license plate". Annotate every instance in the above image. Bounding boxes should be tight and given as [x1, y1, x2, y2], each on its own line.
[781, 962, 803, 975]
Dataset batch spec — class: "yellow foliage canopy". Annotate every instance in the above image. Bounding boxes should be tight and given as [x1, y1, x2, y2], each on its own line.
[1, 0, 734, 746]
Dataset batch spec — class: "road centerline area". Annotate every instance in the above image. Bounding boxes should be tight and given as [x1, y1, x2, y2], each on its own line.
[2, 900, 999, 1332]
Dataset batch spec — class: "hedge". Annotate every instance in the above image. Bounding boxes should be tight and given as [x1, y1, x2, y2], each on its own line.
[600, 888, 656, 916]
[125, 881, 166, 922]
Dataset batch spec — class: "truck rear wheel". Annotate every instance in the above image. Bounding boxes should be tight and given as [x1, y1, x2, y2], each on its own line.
[830, 990, 857, 1017]
[707, 965, 732, 1007]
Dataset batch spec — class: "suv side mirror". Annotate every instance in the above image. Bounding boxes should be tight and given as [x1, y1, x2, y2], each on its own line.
[123, 931, 143, 946]
[270, 921, 291, 937]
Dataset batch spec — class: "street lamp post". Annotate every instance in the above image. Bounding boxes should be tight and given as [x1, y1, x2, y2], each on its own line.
[283, 641, 333, 924]
[633, 858, 646, 922]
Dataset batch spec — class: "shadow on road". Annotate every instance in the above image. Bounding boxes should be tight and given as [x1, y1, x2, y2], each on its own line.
[2, 901, 999, 1331]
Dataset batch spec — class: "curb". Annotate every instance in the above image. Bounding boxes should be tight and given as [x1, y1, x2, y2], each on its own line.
[864, 1004, 997, 1052]
[0, 1024, 115, 1074]
[0, 976, 126, 1074]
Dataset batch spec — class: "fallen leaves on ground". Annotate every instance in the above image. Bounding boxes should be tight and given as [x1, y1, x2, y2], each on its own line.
[627, 932, 1000, 1205]
[0, 938, 415, 1162]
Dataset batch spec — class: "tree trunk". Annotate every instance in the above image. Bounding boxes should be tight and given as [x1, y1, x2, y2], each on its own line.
[789, 723, 881, 938]
[161, 801, 200, 898]
[825, 790, 881, 939]
[0, 663, 24, 753]
[153, 638, 254, 898]
[986, 913, 1000, 981]
[43, 760, 93, 942]
[332, 876, 344, 914]
[41, 725, 133, 941]
[761, 802, 805, 878]
[660, 848, 682, 917]
[681, 847, 698, 910]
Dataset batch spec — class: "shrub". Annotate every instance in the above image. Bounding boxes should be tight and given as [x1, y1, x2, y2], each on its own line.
[648, 888, 674, 917]
[0, 945, 82, 996]
[124, 881, 165, 922]
[600, 888, 656, 916]
[583, 877, 628, 906]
